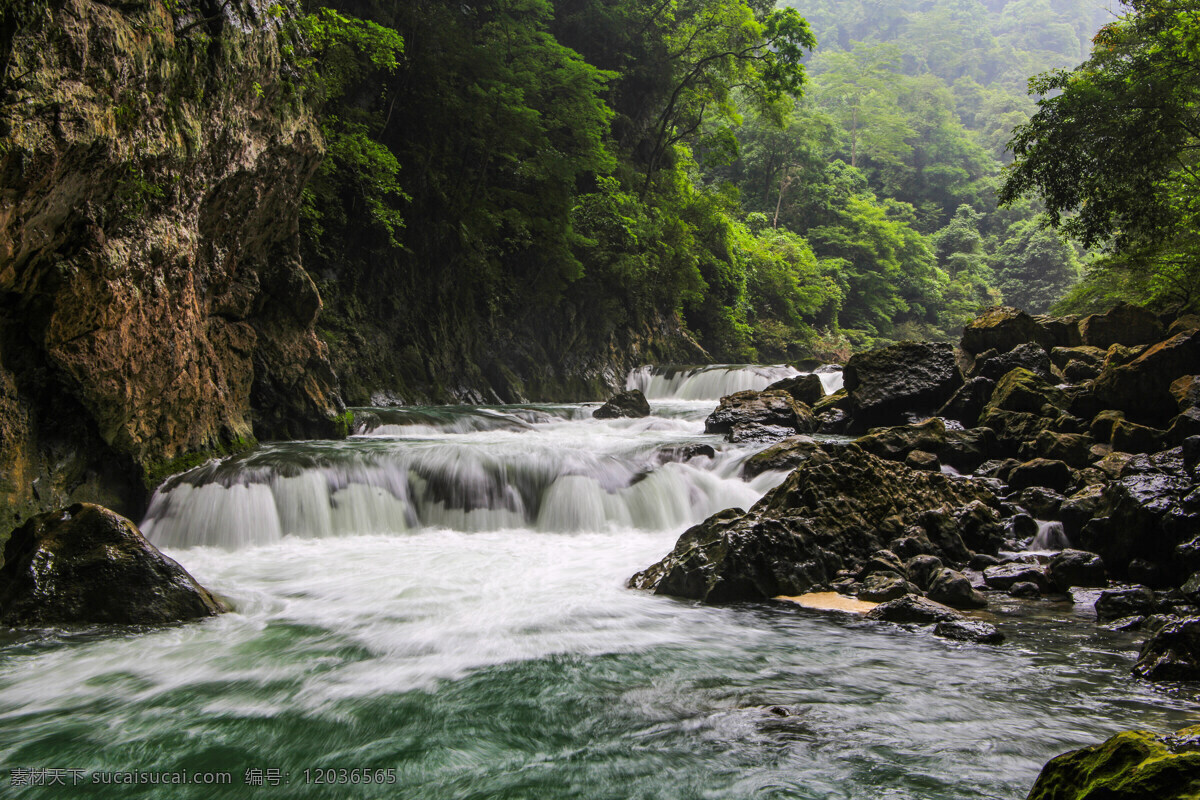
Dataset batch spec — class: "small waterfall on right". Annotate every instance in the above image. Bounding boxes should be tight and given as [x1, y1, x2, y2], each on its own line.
[1029, 520, 1071, 552]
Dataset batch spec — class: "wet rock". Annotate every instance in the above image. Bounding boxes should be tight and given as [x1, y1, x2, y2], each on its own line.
[1093, 450, 1135, 478]
[629, 446, 998, 602]
[889, 536, 938, 561]
[657, 444, 717, 464]
[983, 563, 1049, 591]
[729, 424, 797, 444]
[961, 307, 1047, 355]
[854, 417, 947, 462]
[909, 509, 973, 565]
[1167, 407, 1200, 445]
[816, 409, 850, 434]
[812, 388, 849, 415]
[974, 342, 1054, 382]
[904, 555, 945, 590]
[1110, 418, 1166, 454]
[1080, 303, 1166, 349]
[1170, 375, 1200, 412]
[927, 568, 987, 608]
[1046, 549, 1106, 591]
[939, 427, 998, 474]
[1026, 724, 1200, 799]
[0, 504, 228, 626]
[976, 458, 1020, 480]
[1062, 359, 1100, 383]
[858, 573, 917, 602]
[741, 436, 831, 478]
[1094, 329, 1200, 423]
[766, 374, 826, 406]
[1089, 409, 1126, 443]
[843, 342, 962, 429]
[970, 553, 1002, 570]
[593, 389, 651, 419]
[905, 450, 940, 472]
[1132, 619, 1200, 681]
[984, 368, 1067, 418]
[1095, 586, 1156, 622]
[933, 619, 1005, 644]
[860, 550, 906, 578]
[937, 376, 996, 427]
[1035, 315, 1084, 349]
[955, 501, 1006, 554]
[864, 594, 962, 624]
[1018, 431, 1094, 468]
[1013, 486, 1066, 518]
[1009, 581, 1041, 598]
[1049, 345, 1106, 371]
[1007, 459, 1074, 493]
[705, 390, 816, 438]
[1008, 512, 1040, 540]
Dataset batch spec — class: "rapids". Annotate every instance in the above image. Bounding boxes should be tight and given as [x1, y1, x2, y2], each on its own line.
[0, 366, 1194, 799]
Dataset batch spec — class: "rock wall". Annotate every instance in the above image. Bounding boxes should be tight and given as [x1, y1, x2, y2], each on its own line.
[0, 0, 345, 534]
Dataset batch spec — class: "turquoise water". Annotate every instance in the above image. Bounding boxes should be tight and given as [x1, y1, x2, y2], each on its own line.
[1, 386, 1196, 798]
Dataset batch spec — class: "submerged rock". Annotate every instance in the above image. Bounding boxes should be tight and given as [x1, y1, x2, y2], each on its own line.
[593, 389, 651, 419]
[933, 619, 1005, 644]
[629, 446, 997, 603]
[1026, 725, 1200, 799]
[0, 504, 228, 626]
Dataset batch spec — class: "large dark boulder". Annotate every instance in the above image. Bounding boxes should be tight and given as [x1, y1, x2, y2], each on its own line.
[766, 374, 826, 406]
[0, 504, 228, 626]
[843, 342, 962, 429]
[1080, 302, 1166, 349]
[1094, 329, 1200, 423]
[741, 436, 832, 478]
[1045, 549, 1106, 591]
[983, 562, 1050, 591]
[961, 307, 1047, 355]
[1026, 725, 1200, 799]
[927, 568, 987, 608]
[1171, 375, 1200, 412]
[937, 376, 996, 426]
[1034, 314, 1083, 348]
[705, 390, 815, 441]
[854, 417, 947, 462]
[593, 389, 651, 419]
[628, 446, 998, 602]
[1133, 618, 1200, 681]
[864, 594, 962, 624]
[1095, 586, 1157, 622]
[983, 368, 1067, 418]
[973, 343, 1054, 382]
[1007, 458, 1074, 493]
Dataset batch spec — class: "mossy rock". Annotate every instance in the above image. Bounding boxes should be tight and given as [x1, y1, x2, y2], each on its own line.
[983, 368, 1067, 419]
[1026, 725, 1200, 800]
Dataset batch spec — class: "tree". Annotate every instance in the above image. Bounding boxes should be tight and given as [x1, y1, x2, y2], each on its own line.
[991, 217, 1080, 313]
[1000, 0, 1200, 311]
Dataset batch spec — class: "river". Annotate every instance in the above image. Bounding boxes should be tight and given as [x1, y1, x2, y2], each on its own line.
[0, 365, 1194, 798]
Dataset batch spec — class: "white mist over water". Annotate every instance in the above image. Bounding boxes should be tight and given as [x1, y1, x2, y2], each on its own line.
[1, 366, 1193, 800]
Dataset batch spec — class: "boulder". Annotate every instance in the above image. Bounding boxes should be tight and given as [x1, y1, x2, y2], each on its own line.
[0, 504, 228, 626]
[1094, 329, 1200, 423]
[705, 390, 815, 438]
[1167, 407, 1200, 445]
[1169, 314, 1200, 336]
[974, 342, 1054, 382]
[1170, 375, 1200, 412]
[904, 555, 945, 590]
[729, 424, 797, 444]
[858, 573, 918, 602]
[1034, 314, 1083, 348]
[812, 388, 849, 415]
[939, 427, 999, 474]
[1095, 586, 1157, 622]
[933, 619, 1005, 643]
[1089, 409, 1126, 443]
[961, 307, 1046, 355]
[628, 446, 998, 602]
[983, 368, 1067, 418]
[1110, 419, 1166, 454]
[1026, 725, 1200, 799]
[1133, 618, 1200, 681]
[937, 376, 995, 426]
[1013, 486, 1066, 518]
[843, 342, 962, 429]
[927, 568, 987, 609]
[1046, 549, 1106, 591]
[1063, 360, 1100, 384]
[765, 374, 826, 406]
[741, 436, 831, 478]
[983, 562, 1049, 591]
[817, 409, 850, 434]
[1007, 459, 1074, 493]
[1009, 581, 1041, 598]
[1049, 345, 1106, 371]
[1080, 302, 1166, 349]
[593, 389, 651, 419]
[854, 417, 947, 462]
[905, 450, 940, 472]
[1059, 485, 1106, 538]
[1018, 431, 1094, 469]
[864, 594, 961, 624]
[954, 500, 1006, 554]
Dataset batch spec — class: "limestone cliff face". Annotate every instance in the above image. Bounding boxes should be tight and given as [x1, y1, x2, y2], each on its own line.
[0, 0, 344, 532]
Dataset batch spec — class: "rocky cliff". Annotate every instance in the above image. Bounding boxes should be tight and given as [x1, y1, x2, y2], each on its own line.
[0, 0, 345, 533]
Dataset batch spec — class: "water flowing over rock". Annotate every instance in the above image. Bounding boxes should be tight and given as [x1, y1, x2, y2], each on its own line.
[1133, 618, 1200, 681]
[628, 446, 998, 603]
[1027, 725, 1200, 800]
[843, 342, 962, 430]
[0, 504, 227, 626]
[593, 390, 651, 419]
[625, 364, 807, 401]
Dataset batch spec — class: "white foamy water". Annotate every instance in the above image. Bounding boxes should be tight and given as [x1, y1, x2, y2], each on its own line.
[626, 364, 843, 401]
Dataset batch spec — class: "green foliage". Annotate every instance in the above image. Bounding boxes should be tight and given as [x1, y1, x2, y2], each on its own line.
[991, 216, 1081, 314]
[1001, 0, 1200, 312]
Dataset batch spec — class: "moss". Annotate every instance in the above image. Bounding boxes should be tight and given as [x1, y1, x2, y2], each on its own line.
[1026, 726, 1200, 800]
[331, 410, 354, 438]
[142, 435, 257, 490]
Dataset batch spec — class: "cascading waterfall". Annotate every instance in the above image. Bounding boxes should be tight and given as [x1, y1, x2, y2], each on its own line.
[1029, 520, 1071, 551]
[625, 363, 844, 401]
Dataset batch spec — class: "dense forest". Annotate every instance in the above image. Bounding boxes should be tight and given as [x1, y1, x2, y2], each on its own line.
[287, 0, 1130, 401]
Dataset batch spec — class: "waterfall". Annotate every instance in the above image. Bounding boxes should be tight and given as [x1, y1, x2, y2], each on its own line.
[141, 410, 777, 550]
[1029, 521, 1071, 552]
[625, 364, 843, 401]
